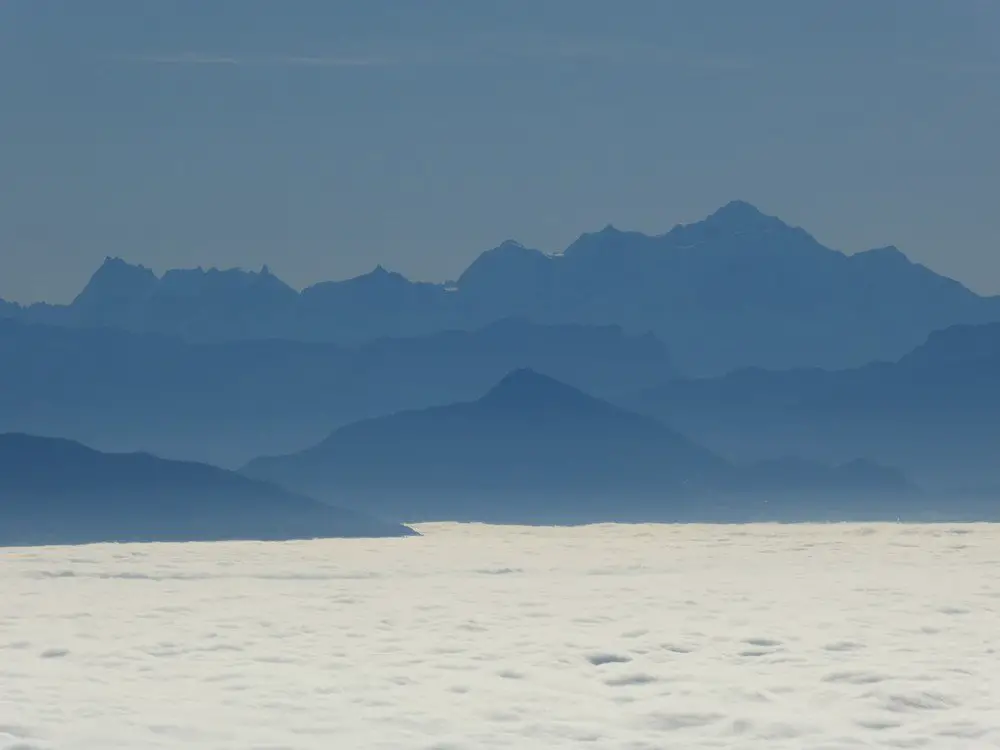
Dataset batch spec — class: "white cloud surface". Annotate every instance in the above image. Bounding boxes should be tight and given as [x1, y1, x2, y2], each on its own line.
[2, 522, 1000, 749]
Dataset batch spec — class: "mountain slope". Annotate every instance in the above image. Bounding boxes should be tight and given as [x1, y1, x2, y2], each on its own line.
[0, 433, 415, 546]
[624, 321, 1000, 490]
[0, 317, 675, 467]
[242, 370, 918, 524]
[13, 202, 1000, 375]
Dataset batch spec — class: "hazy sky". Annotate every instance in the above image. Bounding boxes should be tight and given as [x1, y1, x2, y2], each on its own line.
[1, 0, 998, 303]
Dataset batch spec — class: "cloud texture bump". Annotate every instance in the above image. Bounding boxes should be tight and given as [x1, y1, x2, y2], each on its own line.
[2, 522, 999, 748]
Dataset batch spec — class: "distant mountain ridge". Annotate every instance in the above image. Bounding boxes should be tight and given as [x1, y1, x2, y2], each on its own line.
[0, 317, 675, 467]
[0, 433, 415, 546]
[242, 369, 930, 525]
[623, 321, 1000, 491]
[6, 201, 999, 375]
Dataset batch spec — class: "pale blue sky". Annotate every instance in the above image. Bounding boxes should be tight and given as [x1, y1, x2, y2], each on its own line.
[1, 0, 998, 302]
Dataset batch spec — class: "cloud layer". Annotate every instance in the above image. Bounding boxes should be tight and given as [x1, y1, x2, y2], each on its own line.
[2, 522, 999, 748]
[117, 52, 390, 67]
[115, 33, 754, 71]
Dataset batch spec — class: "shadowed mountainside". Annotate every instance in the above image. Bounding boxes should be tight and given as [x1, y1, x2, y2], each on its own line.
[0, 433, 415, 546]
[242, 370, 929, 525]
[623, 322, 1000, 492]
[0, 317, 674, 467]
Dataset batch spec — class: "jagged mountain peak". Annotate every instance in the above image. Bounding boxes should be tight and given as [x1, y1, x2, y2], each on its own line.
[899, 321, 1000, 368]
[479, 368, 605, 412]
[72, 257, 158, 306]
[694, 199, 798, 237]
[490, 367, 571, 393]
[561, 222, 654, 260]
[356, 264, 410, 284]
[457, 240, 550, 289]
[706, 199, 769, 223]
[853, 245, 911, 264]
[656, 200, 829, 263]
[479, 239, 545, 258]
[97, 255, 154, 272]
[157, 264, 298, 297]
[90, 256, 157, 281]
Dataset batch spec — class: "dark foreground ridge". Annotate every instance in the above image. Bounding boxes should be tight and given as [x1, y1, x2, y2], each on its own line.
[242, 369, 943, 525]
[0, 433, 416, 546]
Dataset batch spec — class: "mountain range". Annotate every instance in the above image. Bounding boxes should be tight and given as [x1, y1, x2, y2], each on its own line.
[242, 369, 930, 525]
[0, 317, 674, 467]
[6, 201, 999, 376]
[0, 433, 415, 546]
[2, 199, 998, 535]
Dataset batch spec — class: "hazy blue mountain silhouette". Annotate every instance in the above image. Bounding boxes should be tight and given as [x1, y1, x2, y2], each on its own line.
[0, 433, 415, 546]
[625, 321, 1000, 492]
[294, 265, 454, 342]
[0, 317, 675, 467]
[12, 202, 1000, 375]
[242, 369, 923, 525]
[73, 259, 300, 339]
[0, 298, 17, 319]
[452, 203, 1000, 374]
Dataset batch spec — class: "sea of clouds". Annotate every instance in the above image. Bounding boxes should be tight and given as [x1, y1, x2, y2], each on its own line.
[2, 522, 999, 749]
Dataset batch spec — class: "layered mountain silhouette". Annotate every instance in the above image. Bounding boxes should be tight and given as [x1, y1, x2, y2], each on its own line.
[624, 321, 1000, 492]
[0, 317, 674, 467]
[18, 260, 300, 341]
[242, 369, 928, 525]
[0, 433, 415, 546]
[8, 201, 999, 375]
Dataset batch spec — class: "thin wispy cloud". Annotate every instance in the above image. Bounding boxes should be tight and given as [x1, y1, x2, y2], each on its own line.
[119, 44, 993, 77]
[893, 55, 1000, 74]
[114, 34, 753, 73]
[116, 52, 393, 68]
[120, 52, 242, 66]
[460, 31, 755, 71]
[276, 55, 393, 68]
